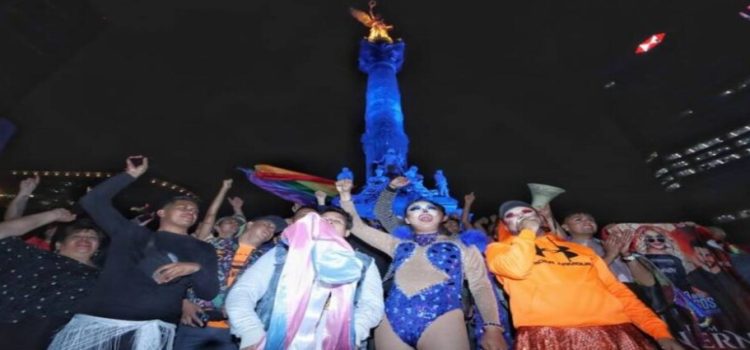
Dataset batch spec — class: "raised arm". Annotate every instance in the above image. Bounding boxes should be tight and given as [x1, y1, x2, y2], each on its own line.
[314, 190, 327, 207]
[473, 217, 490, 236]
[228, 196, 245, 218]
[79, 156, 149, 241]
[336, 180, 399, 256]
[373, 177, 409, 233]
[195, 179, 233, 240]
[486, 218, 540, 280]
[0, 208, 76, 240]
[461, 192, 476, 230]
[4, 176, 40, 221]
[227, 196, 247, 235]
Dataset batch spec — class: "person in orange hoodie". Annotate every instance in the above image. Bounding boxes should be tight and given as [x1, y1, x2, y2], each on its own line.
[486, 200, 684, 350]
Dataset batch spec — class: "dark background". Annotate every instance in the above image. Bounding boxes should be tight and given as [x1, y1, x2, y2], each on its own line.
[1, 0, 749, 241]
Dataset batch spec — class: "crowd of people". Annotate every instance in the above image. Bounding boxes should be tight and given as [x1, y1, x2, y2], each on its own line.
[1, 155, 749, 350]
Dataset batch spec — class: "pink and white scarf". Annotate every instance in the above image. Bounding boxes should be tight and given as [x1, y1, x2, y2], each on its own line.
[263, 213, 363, 350]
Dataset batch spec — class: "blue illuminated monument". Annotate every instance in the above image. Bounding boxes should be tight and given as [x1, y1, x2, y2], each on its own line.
[338, 5, 459, 218]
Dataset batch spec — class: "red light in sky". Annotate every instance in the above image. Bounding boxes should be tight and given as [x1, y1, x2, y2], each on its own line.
[635, 33, 666, 54]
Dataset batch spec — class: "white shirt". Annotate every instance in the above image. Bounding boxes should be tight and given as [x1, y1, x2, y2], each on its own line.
[226, 246, 384, 349]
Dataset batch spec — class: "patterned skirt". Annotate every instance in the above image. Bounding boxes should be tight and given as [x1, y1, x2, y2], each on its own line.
[515, 323, 657, 350]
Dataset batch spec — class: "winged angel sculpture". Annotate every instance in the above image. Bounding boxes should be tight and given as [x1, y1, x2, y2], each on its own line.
[350, 1, 394, 43]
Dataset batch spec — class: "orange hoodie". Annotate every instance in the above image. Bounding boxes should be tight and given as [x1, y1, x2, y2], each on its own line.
[486, 230, 672, 340]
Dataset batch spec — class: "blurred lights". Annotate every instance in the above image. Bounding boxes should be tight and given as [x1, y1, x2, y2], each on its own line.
[7, 170, 196, 198]
[654, 168, 669, 177]
[693, 146, 731, 162]
[649, 123, 750, 191]
[635, 33, 666, 54]
[669, 161, 689, 169]
[675, 168, 696, 177]
[679, 109, 694, 118]
[728, 125, 750, 138]
[714, 207, 750, 224]
[684, 137, 723, 155]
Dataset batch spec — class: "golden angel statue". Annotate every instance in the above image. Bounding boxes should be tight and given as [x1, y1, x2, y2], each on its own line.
[350, 1, 394, 43]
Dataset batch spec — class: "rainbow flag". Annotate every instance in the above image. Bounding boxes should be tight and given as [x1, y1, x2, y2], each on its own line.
[239, 165, 338, 205]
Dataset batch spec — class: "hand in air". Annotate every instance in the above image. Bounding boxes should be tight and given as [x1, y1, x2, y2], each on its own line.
[388, 176, 409, 189]
[335, 180, 353, 201]
[125, 156, 149, 178]
[464, 192, 476, 205]
[314, 190, 327, 205]
[221, 179, 233, 190]
[227, 196, 244, 209]
[18, 176, 40, 197]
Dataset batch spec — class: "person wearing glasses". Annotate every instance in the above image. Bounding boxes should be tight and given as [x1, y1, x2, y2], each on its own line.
[634, 226, 691, 291]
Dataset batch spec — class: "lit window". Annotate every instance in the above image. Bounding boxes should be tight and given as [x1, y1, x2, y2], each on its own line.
[675, 169, 696, 177]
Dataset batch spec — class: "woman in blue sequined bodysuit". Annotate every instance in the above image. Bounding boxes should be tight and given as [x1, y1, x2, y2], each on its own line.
[336, 179, 507, 350]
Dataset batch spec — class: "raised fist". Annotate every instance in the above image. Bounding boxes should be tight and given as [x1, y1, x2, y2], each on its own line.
[18, 176, 40, 197]
[388, 176, 409, 189]
[125, 156, 149, 178]
[335, 180, 353, 201]
[221, 179, 233, 190]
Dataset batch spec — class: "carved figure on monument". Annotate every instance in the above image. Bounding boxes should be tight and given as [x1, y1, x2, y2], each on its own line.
[434, 169, 450, 197]
[368, 166, 389, 187]
[376, 148, 404, 176]
[337, 167, 354, 181]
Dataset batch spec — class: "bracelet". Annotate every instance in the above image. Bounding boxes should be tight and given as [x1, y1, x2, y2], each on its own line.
[385, 186, 397, 193]
[621, 255, 637, 262]
[483, 322, 505, 331]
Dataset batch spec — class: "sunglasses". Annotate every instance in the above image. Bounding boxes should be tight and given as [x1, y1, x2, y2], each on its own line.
[646, 236, 666, 243]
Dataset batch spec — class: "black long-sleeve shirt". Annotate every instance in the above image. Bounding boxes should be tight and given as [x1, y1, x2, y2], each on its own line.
[78, 173, 218, 324]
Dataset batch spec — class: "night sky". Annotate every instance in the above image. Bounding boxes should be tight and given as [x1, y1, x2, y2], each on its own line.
[2, 0, 749, 240]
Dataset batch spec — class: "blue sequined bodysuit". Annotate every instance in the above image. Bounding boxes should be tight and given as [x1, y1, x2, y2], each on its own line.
[386, 238, 464, 347]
